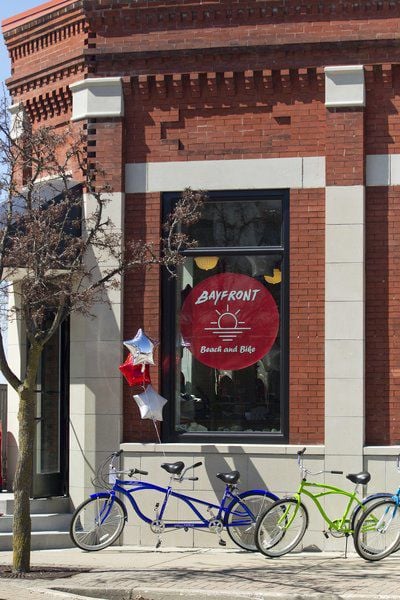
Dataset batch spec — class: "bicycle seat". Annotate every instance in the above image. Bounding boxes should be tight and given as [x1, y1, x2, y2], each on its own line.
[216, 471, 240, 484]
[346, 471, 371, 485]
[161, 461, 185, 475]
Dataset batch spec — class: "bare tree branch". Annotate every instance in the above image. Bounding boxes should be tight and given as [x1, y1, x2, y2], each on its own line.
[0, 90, 206, 573]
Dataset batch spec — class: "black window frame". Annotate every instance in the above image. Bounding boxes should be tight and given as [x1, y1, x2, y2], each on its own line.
[162, 189, 289, 444]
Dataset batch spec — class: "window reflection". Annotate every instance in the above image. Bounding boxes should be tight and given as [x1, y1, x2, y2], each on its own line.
[187, 199, 282, 247]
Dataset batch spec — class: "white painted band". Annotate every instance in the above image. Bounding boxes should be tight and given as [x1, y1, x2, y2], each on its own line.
[125, 157, 325, 193]
[366, 154, 400, 186]
[126, 156, 400, 193]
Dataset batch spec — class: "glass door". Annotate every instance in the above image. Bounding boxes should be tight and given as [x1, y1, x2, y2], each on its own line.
[32, 321, 69, 498]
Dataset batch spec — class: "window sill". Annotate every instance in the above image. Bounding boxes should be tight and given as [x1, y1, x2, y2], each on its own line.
[120, 442, 325, 455]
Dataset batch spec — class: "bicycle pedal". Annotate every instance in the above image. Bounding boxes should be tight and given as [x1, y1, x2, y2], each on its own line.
[156, 540, 162, 549]
[219, 539, 227, 547]
[323, 531, 329, 539]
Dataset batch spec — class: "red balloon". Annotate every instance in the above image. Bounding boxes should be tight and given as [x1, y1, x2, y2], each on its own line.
[119, 355, 151, 387]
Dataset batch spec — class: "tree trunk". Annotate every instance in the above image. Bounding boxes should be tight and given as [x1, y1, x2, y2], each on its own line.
[12, 343, 42, 574]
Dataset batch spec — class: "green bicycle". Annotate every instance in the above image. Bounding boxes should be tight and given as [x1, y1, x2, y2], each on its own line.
[255, 448, 372, 558]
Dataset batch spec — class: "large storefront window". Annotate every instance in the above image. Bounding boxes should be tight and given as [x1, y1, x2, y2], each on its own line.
[162, 190, 288, 442]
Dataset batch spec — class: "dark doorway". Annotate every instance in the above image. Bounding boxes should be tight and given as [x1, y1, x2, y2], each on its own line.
[32, 320, 69, 498]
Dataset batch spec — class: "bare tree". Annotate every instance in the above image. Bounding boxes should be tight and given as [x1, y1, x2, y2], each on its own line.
[0, 94, 205, 574]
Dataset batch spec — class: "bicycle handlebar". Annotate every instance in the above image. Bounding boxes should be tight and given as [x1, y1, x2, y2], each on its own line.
[297, 448, 343, 477]
[127, 468, 148, 477]
[176, 462, 203, 482]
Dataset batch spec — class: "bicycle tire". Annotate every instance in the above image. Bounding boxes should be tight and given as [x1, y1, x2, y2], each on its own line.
[225, 491, 277, 551]
[350, 493, 392, 532]
[354, 498, 400, 561]
[256, 498, 308, 558]
[70, 494, 127, 551]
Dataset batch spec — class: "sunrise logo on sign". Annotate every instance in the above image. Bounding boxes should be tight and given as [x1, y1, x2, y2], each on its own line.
[205, 304, 250, 342]
[180, 273, 279, 370]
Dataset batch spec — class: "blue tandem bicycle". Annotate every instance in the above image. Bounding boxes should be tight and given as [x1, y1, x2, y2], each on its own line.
[70, 450, 279, 552]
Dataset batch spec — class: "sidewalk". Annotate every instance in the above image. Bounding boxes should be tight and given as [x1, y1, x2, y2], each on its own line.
[0, 546, 399, 600]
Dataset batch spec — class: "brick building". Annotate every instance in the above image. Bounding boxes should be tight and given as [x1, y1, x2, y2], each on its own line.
[2, 0, 400, 549]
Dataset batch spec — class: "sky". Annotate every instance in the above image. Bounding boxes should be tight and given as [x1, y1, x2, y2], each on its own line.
[1, 0, 43, 86]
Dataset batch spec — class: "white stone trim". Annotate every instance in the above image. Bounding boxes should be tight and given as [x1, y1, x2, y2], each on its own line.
[326, 185, 365, 223]
[325, 185, 365, 470]
[8, 103, 28, 140]
[125, 156, 400, 192]
[69, 192, 124, 509]
[364, 446, 400, 455]
[324, 65, 365, 108]
[125, 157, 326, 193]
[121, 442, 325, 455]
[70, 77, 124, 121]
[366, 154, 400, 186]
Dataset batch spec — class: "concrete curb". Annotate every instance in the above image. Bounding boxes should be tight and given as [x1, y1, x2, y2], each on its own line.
[52, 589, 400, 600]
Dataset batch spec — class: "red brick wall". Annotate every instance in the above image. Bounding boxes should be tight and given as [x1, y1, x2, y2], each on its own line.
[123, 75, 326, 442]
[365, 66, 400, 154]
[289, 189, 325, 444]
[123, 193, 162, 442]
[325, 109, 364, 187]
[125, 73, 325, 164]
[366, 187, 400, 445]
[123, 187, 326, 444]
[7, 0, 400, 446]
[364, 64, 400, 445]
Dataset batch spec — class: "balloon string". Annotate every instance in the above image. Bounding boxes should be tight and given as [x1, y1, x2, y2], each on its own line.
[152, 416, 166, 457]
[142, 384, 166, 458]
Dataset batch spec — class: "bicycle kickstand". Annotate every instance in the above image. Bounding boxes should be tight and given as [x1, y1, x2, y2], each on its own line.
[344, 534, 349, 559]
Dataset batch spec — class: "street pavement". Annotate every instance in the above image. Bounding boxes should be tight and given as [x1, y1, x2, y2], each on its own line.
[0, 546, 399, 600]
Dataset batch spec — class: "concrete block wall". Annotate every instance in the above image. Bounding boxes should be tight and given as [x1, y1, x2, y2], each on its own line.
[120, 443, 395, 551]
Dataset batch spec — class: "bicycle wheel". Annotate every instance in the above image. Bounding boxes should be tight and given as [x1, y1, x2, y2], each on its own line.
[225, 492, 277, 551]
[350, 493, 392, 532]
[354, 498, 400, 561]
[70, 495, 127, 551]
[256, 498, 308, 558]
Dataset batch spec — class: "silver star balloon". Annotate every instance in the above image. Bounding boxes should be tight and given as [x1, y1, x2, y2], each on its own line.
[123, 328, 158, 366]
[133, 385, 168, 421]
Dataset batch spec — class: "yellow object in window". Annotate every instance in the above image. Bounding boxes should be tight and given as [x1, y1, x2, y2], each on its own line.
[264, 268, 281, 284]
[194, 256, 219, 271]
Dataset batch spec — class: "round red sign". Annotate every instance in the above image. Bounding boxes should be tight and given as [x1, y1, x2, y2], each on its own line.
[180, 273, 279, 370]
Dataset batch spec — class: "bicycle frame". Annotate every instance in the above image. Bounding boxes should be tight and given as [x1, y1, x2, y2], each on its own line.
[90, 479, 266, 530]
[293, 479, 364, 535]
[360, 488, 400, 533]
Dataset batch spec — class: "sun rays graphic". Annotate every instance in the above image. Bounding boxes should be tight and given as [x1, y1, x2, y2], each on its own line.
[204, 304, 251, 342]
